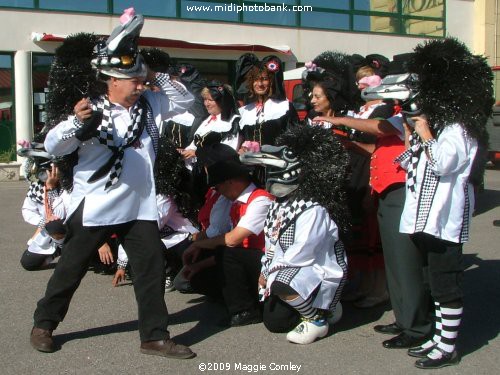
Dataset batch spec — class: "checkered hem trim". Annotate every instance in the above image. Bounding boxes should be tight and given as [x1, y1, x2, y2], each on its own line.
[117, 259, 128, 270]
[261, 266, 270, 279]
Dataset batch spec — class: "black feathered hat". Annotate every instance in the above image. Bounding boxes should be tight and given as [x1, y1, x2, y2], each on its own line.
[235, 53, 286, 102]
[140, 48, 171, 73]
[303, 51, 359, 114]
[45, 33, 106, 130]
[154, 136, 200, 224]
[406, 38, 493, 141]
[241, 124, 350, 237]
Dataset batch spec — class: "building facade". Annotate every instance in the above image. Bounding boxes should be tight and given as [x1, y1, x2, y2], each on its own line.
[0, 0, 493, 162]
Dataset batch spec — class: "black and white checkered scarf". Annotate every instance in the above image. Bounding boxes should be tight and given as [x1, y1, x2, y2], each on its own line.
[27, 181, 45, 205]
[62, 95, 160, 190]
[394, 132, 422, 197]
[264, 198, 317, 261]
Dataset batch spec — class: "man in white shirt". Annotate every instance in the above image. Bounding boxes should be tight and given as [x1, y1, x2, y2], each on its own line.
[182, 144, 274, 327]
[30, 11, 195, 360]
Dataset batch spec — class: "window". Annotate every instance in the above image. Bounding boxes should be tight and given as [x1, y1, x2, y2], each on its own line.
[181, 0, 239, 22]
[0, 53, 14, 159]
[39, 0, 107, 13]
[0, 0, 33, 7]
[113, 0, 176, 18]
[32, 54, 54, 133]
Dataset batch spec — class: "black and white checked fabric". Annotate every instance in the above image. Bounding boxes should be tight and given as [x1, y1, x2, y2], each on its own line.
[263, 199, 318, 272]
[395, 132, 422, 196]
[264, 199, 317, 241]
[414, 163, 440, 232]
[27, 181, 45, 205]
[144, 101, 159, 155]
[60, 95, 149, 190]
[274, 266, 301, 285]
[159, 224, 176, 239]
[97, 96, 146, 190]
[459, 183, 471, 243]
[278, 222, 295, 252]
[329, 240, 348, 310]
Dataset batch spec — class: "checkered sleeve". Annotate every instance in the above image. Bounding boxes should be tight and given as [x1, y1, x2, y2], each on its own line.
[423, 138, 437, 167]
[152, 73, 194, 116]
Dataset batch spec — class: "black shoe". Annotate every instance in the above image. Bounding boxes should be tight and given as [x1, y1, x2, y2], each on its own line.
[374, 322, 403, 335]
[408, 343, 437, 358]
[415, 348, 460, 369]
[383, 333, 425, 349]
[229, 310, 262, 327]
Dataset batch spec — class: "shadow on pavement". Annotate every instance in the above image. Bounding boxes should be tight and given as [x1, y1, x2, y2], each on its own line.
[459, 253, 500, 358]
[474, 188, 500, 216]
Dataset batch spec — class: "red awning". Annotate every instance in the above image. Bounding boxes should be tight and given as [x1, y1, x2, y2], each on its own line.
[31, 32, 292, 55]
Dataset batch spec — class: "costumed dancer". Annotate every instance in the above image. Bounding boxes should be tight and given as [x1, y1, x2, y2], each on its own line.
[18, 139, 70, 270]
[240, 124, 350, 344]
[315, 56, 433, 349]
[236, 54, 298, 152]
[179, 81, 241, 205]
[181, 143, 274, 327]
[29, 8, 196, 359]
[161, 63, 209, 148]
[395, 38, 493, 369]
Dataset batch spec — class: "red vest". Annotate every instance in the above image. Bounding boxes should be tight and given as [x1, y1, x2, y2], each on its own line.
[198, 188, 220, 231]
[229, 188, 274, 251]
[369, 135, 407, 194]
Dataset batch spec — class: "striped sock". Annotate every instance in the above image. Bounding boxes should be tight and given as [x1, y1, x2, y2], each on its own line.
[436, 301, 462, 354]
[283, 294, 318, 319]
[420, 301, 442, 349]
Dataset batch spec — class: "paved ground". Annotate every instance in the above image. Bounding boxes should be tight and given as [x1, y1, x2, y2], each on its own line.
[0, 169, 499, 375]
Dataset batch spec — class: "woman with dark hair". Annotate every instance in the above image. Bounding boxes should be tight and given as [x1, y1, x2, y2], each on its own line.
[180, 81, 240, 160]
[236, 55, 298, 152]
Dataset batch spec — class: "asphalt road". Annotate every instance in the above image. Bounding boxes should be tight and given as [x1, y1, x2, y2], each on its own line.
[0, 169, 499, 375]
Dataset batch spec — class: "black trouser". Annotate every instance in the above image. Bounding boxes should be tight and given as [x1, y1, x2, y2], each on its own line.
[33, 202, 169, 342]
[20, 250, 52, 271]
[411, 233, 464, 303]
[377, 186, 432, 338]
[190, 246, 263, 315]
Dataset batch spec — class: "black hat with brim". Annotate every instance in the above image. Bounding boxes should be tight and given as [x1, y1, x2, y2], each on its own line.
[206, 160, 251, 187]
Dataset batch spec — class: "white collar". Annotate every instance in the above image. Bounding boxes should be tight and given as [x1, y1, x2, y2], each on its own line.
[235, 183, 257, 204]
[239, 99, 289, 127]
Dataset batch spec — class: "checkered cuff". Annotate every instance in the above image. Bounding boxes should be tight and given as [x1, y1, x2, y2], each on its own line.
[153, 73, 189, 96]
[38, 217, 46, 229]
[72, 116, 84, 129]
[117, 259, 128, 270]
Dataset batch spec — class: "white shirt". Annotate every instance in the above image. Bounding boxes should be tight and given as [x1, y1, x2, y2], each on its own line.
[22, 189, 70, 254]
[239, 99, 290, 128]
[232, 183, 273, 235]
[45, 77, 194, 226]
[156, 194, 198, 248]
[118, 194, 199, 264]
[264, 203, 346, 310]
[399, 124, 478, 243]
